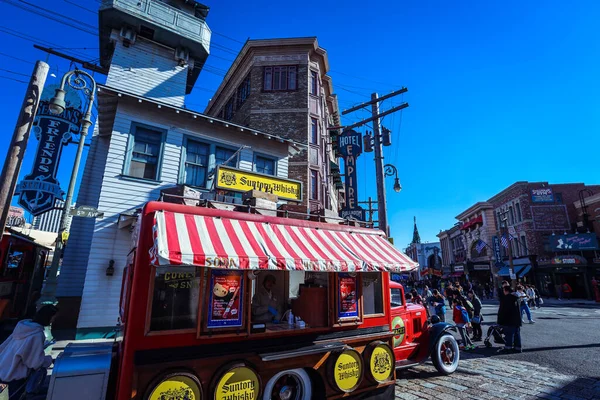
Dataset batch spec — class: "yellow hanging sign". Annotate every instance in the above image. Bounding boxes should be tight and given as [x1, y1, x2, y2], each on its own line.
[215, 166, 302, 202]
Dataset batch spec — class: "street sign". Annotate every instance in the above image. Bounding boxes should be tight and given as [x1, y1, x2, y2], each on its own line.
[70, 205, 104, 219]
[508, 226, 517, 236]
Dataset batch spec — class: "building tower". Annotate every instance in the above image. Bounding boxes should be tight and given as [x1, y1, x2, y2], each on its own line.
[412, 216, 421, 244]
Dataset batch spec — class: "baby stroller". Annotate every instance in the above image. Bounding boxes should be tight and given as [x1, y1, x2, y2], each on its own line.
[484, 325, 505, 348]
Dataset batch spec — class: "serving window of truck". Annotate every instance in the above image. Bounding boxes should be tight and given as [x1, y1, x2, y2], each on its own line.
[114, 202, 418, 400]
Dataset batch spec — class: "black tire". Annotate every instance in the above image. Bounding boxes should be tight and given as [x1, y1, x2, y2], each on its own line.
[431, 333, 460, 375]
[263, 368, 312, 400]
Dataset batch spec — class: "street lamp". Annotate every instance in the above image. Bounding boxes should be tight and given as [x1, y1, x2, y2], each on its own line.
[384, 164, 402, 193]
[40, 69, 96, 305]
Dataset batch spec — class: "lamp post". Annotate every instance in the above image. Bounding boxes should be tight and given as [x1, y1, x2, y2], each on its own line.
[384, 164, 402, 193]
[40, 70, 96, 304]
[499, 207, 516, 289]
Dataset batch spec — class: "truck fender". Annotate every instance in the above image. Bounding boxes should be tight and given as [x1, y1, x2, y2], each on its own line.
[428, 322, 457, 355]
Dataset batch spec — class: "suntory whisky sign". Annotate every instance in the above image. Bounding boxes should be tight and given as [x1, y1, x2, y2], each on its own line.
[215, 165, 302, 202]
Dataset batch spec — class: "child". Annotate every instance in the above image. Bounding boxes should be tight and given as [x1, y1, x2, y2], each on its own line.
[453, 298, 475, 350]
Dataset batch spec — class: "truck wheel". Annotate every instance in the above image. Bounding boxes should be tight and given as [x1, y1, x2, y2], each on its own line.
[263, 368, 312, 400]
[432, 334, 460, 375]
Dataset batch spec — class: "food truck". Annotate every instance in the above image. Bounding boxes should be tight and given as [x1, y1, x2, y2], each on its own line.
[48, 201, 459, 400]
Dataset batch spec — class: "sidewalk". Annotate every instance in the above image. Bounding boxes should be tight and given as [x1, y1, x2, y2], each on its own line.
[480, 298, 600, 307]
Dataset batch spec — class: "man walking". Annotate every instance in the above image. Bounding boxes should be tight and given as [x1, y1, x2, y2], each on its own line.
[497, 285, 523, 353]
[562, 282, 572, 300]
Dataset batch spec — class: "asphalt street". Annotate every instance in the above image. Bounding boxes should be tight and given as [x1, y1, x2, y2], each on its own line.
[450, 301, 600, 378]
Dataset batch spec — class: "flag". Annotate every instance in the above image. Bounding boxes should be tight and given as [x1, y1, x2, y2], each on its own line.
[476, 239, 487, 254]
[500, 234, 514, 248]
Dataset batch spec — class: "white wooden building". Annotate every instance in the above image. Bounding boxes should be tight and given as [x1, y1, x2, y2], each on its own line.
[55, 0, 298, 337]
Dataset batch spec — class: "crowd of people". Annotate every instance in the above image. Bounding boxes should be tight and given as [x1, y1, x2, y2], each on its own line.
[402, 278, 546, 352]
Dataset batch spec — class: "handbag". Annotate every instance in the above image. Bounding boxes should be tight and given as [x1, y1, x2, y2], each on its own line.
[471, 316, 481, 324]
[539, 297, 544, 305]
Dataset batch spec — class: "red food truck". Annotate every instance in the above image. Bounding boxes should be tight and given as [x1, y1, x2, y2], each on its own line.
[47, 201, 459, 400]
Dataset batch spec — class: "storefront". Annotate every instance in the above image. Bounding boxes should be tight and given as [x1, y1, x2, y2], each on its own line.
[535, 255, 591, 299]
[0, 229, 50, 323]
[467, 261, 492, 285]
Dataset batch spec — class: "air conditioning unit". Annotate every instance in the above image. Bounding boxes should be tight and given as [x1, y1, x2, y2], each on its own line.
[174, 47, 189, 66]
[119, 27, 136, 47]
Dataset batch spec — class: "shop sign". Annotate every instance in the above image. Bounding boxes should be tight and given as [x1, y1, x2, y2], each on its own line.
[147, 373, 202, 400]
[531, 205, 570, 231]
[492, 236, 502, 262]
[207, 270, 244, 328]
[549, 233, 599, 251]
[391, 316, 406, 347]
[331, 349, 363, 392]
[338, 130, 365, 221]
[531, 188, 554, 203]
[16, 101, 82, 216]
[453, 265, 464, 272]
[550, 255, 587, 265]
[215, 165, 302, 202]
[214, 365, 260, 400]
[7, 206, 25, 227]
[366, 343, 394, 383]
[338, 272, 358, 319]
[474, 264, 490, 271]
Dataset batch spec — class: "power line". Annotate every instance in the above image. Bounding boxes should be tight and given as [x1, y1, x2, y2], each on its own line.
[63, 0, 96, 14]
[0, 74, 27, 84]
[0, 51, 34, 65]
[0, 67, 29, 77]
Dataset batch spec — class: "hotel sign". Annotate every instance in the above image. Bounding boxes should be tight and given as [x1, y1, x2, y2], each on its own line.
[16, 101, 82, 216]
[215, 165, 302, 202]
[338, 130, 365, 221]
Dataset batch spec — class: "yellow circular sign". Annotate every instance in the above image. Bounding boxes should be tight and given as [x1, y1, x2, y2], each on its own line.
[392, 316, 406, 347]
[333, 350, 363, 392]
[214, 366, 260, 400]
[148, 374, 202, 400]
[369, 344, 394, 383]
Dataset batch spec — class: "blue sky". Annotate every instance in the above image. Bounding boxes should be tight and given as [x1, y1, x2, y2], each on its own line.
[1, 0, 599, 248]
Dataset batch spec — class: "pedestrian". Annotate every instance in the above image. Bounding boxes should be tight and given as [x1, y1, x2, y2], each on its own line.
[423, 285, 433, 300]
[592, 277, 600, 303]
[497, 285, 523, 353]
[467, 290, 483, 341]
[0, 305, 58, 399]
[516, 285, 535, 324]
[445, 283, 454, 308]
[431, 290, 447, 322]
[484, 283, 491, 299]
[411, 289, 423, 305]
[452, 298, 475, 350]
[562, 282, 572, 300]
[534, 286, 542, 308]
[555, 283, 563, 300]
[526, 285, 536, 309]
[405, 292, 413, 303]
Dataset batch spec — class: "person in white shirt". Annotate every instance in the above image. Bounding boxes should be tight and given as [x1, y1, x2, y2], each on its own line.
[526, 286, 536, 309]
[0, 305, 57, 399]
[516, 285, 535, 323]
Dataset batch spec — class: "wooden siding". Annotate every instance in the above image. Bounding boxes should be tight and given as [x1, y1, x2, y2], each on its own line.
[73, 100, 289, 329]
[106, 36, 187, 107]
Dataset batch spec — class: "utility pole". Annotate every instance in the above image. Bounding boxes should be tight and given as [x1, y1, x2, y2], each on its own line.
[341, 88, 408, 237]
[499, 209, 516, 289]
[0, 61, 49, 241]
[358, 197, 378, 225]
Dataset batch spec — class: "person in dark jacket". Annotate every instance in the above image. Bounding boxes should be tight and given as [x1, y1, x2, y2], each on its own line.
[497, 285, 522, 353]
[431, 290, 447, 322]
[467, 290, 483, 341]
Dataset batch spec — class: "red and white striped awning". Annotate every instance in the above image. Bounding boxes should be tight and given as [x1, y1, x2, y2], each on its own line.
[151, 210, 418, 272]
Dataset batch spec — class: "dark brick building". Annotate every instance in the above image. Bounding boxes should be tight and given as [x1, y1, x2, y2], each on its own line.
[205, 38, 342, 216]
[488, 182, 600, 298]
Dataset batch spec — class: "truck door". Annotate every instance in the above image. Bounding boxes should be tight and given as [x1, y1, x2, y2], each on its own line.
[389, 285, 419, 364]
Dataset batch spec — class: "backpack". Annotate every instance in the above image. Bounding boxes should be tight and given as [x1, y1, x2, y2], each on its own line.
[464, 300, 475, 319]
[460, 307, 470, 324]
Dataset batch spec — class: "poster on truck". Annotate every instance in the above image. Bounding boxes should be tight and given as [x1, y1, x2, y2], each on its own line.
[207, 269, 244, 328]
[338, 273, 358, 319]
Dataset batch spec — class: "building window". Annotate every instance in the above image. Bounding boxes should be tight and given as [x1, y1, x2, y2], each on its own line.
[126, 124, 165, 180]
[310, 170, 319, 200]
[215, 146, 237, 168]
[183, 140, 210, 187]
[254, 155, 276, 176]
[237, 74, 251, 108]
[521, 235, 527, 255]
[310, 70, 318, 95]
[362, 272, 384, 315]
[555, 193, 563, 204]
[513, 239, 520, 257]
[509, 206, 515, 225]
[516, 203, 522, 222]
[224, 97, 234, 120]
[310, 118, 319, 144]
[263, 66, 297, 91]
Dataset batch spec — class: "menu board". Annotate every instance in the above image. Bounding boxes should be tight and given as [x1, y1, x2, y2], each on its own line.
[338, 273, 358, 319]
[207, 270, 244, 328]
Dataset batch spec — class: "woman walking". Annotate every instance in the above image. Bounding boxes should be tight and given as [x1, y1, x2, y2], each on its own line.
[467, 290, 483, 341]
[516, 285, 535, 324]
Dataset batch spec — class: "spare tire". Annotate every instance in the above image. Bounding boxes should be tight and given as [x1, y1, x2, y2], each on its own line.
[262, 368, 312, 400]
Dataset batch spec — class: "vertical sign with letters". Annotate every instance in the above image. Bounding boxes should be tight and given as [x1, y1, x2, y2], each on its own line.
[338, 129, 365, 221]
[16, 101, 82, 216]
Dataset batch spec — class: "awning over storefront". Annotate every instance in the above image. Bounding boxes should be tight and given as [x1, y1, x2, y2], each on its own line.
[518, 265, 531, 277]
[152, 210, 418, 272]
[497, 265, 531, 277]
